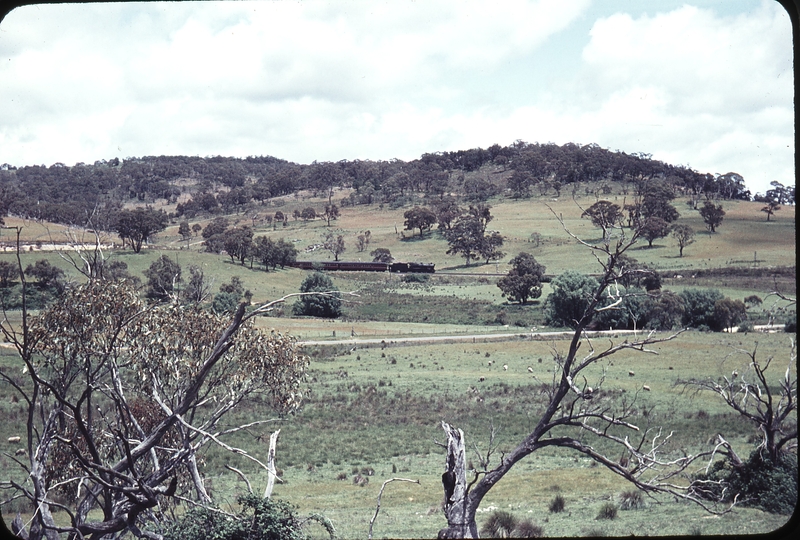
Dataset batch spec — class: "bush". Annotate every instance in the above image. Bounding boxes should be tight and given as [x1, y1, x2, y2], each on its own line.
[402, 273, 429, 283]
[512, 519, 544, 538]
[481, 510, 544, 538]
[545, 271, 599, 328]
[480, 510, 517, 537]
[619, 490, 645, 510]
[292, 272, 342, 318]
[692, 450, 797, 514]
[548, 494, 566, 513]
[162, 494, 304, 540]
[596, 502, 618, 520]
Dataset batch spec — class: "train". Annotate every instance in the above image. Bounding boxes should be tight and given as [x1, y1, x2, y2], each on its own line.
[290, 260, 435, 273]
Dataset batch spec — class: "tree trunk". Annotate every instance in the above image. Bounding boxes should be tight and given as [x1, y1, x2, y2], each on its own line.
[437, 422, 478, 539]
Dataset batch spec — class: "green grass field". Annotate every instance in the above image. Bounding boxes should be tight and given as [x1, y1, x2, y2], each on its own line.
[0, 190, 795, 538]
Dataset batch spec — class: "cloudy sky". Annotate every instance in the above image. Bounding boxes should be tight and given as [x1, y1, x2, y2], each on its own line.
[0, 0, 793, 195]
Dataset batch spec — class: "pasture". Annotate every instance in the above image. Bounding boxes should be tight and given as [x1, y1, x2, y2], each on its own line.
[0, 192, 795, 538]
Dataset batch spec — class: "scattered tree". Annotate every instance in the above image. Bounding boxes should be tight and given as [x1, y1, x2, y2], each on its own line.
[698, 201, 725, 233]
[114, 207, 169, 253]
[323, 232, 346, 262]
[144, 254, 182, 301]
[178, 220, 192, 246]
[761, 200, 780, 221]
[403, 206, 437, 237]
[300, 207, 317, 221]
[671, 224, 695, 257]
[184, 264, 211, 304]
[582, 201, 623, 239]
[639, 217, 670, 248]
[371, 248, 393, 264]
[496, 252, 545, 304]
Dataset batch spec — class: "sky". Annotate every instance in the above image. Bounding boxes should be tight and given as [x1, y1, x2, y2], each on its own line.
[0, 0, 794, 196]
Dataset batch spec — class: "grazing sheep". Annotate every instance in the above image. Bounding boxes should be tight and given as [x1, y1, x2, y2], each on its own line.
[7, 436, 20, 444]
[527, 366, 534, 373]
[479, 376, 485, 382]
[628, 371, 635, 377]
[488, 361, 492, 367]
[14, 448, 25, 456]
[732, 370, 738, 378]
[585, 387, 594, 397]
[503, 364, 508, 371]
[642, 385, 651, 391]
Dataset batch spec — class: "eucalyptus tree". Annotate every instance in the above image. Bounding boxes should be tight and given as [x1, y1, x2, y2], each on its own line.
[0, 228, 308, 540]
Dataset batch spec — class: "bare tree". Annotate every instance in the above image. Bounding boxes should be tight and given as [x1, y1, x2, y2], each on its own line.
[679, 340, 797, 464]
[0, 229, 309, 540]
[435, 208, 732, 538]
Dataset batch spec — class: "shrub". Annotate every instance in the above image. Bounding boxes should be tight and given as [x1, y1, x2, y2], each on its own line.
[596, 502, 618, 520]
[162, 494, 304, 540]
[548, 494, 566, 513]
[619, 490, 645, 510]
[292, 272, 342, 318]
[512, 519, 544, 538]
[545, 271, 599, 328]
[480, 510, 517, 538]
[692, 450, 798, 514]
[402, 273, 429, 283]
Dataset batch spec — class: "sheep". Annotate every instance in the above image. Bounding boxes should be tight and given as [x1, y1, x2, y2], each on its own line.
[7, 436, 20, 444]
[14, 448, 25, 456]
[527, 366, 534, 373]
[479, 376, 485, 382]
[628, 371, 635, 377]
[503, 364, 508, 371]
[642, 385, 651, 391]
[732, 370, 738, 378]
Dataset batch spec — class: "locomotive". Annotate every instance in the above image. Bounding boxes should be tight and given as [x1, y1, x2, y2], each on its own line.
[290, 261, 435, 273]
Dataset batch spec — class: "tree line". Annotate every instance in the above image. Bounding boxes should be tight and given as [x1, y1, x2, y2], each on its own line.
[3, 141, 790, 229]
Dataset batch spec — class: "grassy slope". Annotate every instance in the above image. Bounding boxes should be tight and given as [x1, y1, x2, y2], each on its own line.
[0, 184, 796, 538]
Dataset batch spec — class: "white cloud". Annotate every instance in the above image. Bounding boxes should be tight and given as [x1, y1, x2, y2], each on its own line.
[0, 1, 792, 195]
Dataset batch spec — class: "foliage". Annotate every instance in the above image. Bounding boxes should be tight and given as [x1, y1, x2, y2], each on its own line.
[699, 201, 725, 232]
[443, 205, 502, 265]
[671, 224, 695, 257]
[0, 278, 308, 539]
[293, 272, 342, 318]
[323, 232, 346, 262]
[679, 288, 724, 330]
[641, 184, 679, 223]
[0, 260, 20, 287]
[596, 502, 618, 520]
[163, 494, 305, 540]
[692, 451, 797, 515]
[223, 227, 254, 265]
[144, 254, 182, 301]
[548, 494, 566, 513]
[497, 252, 546, 304]
[581, 201, 623, 231]
[480, 510, 517, 538]
[114, 206, 169, 253]
[545, 271, 599, 328]
[24, 259, 65, 292]
[713, 297, 747, 331]
[619, 490, 645, 510]
[370, 247, 393, 263]
[403, 206, 437, 236]
[639, 216, 671, 247]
